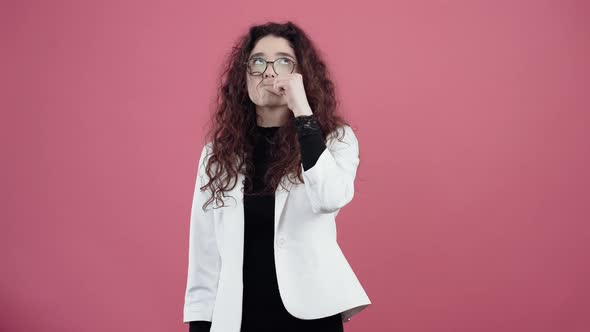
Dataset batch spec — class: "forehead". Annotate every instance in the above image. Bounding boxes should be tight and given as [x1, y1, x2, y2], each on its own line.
[250, 36, 296, 58]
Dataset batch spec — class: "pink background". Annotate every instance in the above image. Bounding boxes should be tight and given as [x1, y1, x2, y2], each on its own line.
[2, 0, 589, 331]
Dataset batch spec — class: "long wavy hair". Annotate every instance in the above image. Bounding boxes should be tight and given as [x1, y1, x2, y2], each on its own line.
[200, 20, 352, 210]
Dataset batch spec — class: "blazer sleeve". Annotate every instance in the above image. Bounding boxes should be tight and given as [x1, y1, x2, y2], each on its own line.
[295, 118, 360, 214]
[183, 143, 221, 323]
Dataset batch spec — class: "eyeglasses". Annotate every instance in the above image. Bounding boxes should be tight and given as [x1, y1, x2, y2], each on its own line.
[244, 57, 297, 76]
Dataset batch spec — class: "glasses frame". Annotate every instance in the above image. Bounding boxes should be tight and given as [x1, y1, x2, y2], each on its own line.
[243, 57, 298, 76]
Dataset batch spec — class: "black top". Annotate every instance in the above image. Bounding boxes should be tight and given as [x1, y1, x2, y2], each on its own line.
[189, 114, 343, 332]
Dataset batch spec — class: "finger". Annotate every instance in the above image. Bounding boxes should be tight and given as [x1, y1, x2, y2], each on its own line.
[275, 81, 288, 95]
[275, 77, 291, 87]
[274, 80, 286, 93]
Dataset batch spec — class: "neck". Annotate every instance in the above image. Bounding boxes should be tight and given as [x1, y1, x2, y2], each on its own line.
[255, 105, 291, 127]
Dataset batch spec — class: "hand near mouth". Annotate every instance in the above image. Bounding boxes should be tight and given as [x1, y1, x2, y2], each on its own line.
[263, 74, 312, 116]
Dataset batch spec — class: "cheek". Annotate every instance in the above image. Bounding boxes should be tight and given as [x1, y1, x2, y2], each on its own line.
[247, 78, 264, 101]
[247, 82, 257, 96]
[247, 79, 256, 94]
[247, 77, 257, 90]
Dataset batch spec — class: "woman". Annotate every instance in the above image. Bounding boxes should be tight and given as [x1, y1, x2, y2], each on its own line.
[183, 21, 371, 332]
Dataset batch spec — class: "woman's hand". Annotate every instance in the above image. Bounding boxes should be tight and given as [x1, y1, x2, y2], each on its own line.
[271, 73, 313, 117]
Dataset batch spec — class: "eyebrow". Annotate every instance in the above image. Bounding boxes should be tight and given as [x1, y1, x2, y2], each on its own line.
[249, 52, 296, 60]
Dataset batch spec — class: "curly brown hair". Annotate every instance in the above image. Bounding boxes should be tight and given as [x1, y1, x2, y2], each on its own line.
[200, 20, 353, 210]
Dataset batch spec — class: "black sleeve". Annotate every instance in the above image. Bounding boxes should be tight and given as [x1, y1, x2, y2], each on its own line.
[189, 321, 212, 332]
[293, 114, 327, 171]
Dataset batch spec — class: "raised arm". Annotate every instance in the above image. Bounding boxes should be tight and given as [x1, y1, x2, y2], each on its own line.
[293, 115, 360, 214]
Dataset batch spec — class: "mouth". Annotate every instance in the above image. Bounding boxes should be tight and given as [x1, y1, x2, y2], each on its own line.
[262, 85, 281, 95]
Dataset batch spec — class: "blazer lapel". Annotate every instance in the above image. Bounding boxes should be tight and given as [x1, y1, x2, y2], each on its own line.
[274, 177, 293, 237]
[228, 173, 293, 239]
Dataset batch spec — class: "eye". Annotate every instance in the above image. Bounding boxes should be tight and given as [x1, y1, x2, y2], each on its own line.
[277, 58, 292, 64]
[252, 58, 266, 65]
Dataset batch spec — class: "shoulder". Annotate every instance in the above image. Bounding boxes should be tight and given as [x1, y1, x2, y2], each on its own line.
[199, 141, 214, 161]
[326, 124, 359, 151]
[196, 141, 215, 177]
[198, 125, 358, 159]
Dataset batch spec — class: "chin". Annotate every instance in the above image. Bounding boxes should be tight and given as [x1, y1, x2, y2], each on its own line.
[263, 99, 287, 107]
[267, 102, 287, 107]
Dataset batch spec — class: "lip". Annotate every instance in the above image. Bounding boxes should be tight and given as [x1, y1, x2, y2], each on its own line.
[262, 85, 281, 95]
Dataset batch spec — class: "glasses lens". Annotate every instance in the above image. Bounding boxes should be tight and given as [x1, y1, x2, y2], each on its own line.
[248, 58, 266, 75]
[274, 58, 294, 74]
[248, 58, 295, 75]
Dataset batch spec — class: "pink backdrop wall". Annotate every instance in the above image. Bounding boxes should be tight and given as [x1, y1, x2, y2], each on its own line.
[2, 0, 589, 331]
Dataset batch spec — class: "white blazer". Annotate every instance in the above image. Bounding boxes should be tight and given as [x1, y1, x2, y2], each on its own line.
[183, 124, 371, 332]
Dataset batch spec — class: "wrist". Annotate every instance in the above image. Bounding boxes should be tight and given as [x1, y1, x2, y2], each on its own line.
[293, 106, 313, 117]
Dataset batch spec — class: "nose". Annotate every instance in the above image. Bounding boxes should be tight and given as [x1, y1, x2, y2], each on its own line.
[263, 62, 277, 78]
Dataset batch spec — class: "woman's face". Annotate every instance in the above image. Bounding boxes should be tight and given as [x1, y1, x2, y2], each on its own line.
[246, 35, 298, 108]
